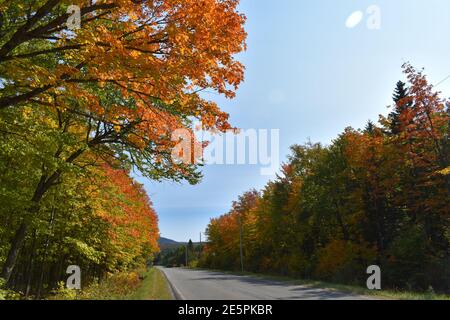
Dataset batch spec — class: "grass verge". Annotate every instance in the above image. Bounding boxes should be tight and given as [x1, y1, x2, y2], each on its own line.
[51, 267, 173, 300]
[198, 268, 449, 300]
[129, 268, 173, 300]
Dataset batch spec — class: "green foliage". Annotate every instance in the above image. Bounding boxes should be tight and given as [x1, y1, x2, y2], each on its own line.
[51, 269, 141, 300]
[155, 240, 203, 268]
[51, 267, 172, 300]
[384, 227, 430, 290]
[0, 278, 20, 300]
[0, 103, 160, 297]
[50, 282, 79, 300]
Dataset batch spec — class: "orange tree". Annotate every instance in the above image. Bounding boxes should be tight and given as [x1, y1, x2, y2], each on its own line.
[0, 0, 246, 283]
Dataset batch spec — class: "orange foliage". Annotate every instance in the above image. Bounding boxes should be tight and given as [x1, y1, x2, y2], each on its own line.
[99, 164, 159, 256]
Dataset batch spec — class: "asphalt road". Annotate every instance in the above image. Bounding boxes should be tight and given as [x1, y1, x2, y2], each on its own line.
[159, 267, 372, 300]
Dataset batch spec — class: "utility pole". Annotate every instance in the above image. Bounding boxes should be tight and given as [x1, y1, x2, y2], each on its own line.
[238, 213, 244, 273]
[185, 244, 188, 268]
[200, 232, 202, 245]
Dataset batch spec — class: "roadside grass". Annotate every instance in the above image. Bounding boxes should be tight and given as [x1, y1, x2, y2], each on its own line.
[51, 267, 173, 300]
[129, 268, 173, 300]
[196, 268, 449, 300]
[289, 279, 449, 300]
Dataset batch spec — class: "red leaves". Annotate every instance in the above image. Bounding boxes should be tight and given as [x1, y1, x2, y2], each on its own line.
[99, 164, 159, 255]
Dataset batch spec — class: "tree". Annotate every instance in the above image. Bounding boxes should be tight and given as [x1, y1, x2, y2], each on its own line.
[0, 137, 160, 295]
[0, 0, 247, 283]
[388, 81, 412, 134]
[187, 239, 194, 257]
[0, 0, 246, 113]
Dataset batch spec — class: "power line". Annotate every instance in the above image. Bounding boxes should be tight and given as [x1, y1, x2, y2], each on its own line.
[435, 75, 450, 87]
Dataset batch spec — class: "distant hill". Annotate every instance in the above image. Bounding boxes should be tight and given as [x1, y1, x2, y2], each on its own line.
[158, 237, 184, 250]
[158, 237, 201, 250]
[159, 237, 179, 245]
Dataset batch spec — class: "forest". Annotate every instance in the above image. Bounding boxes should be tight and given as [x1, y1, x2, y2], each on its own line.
[200, 64, 450, 293]
[0, 0, 246, 299]
[155, 239, 203, 268]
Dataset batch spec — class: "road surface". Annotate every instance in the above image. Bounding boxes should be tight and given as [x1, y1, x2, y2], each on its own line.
[159, 267, 372, 300]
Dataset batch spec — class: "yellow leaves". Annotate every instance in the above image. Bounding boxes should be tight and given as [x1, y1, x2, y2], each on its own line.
[128, 134, 146, 150]
[21, 106, 32, 120]
[437, 166, 450, 176]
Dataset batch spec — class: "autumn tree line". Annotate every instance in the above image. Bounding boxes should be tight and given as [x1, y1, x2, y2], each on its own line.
[0, 0, 246, 298]
[201, 65, 450, 293]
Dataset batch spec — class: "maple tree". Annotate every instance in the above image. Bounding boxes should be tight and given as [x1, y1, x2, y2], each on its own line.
[0, 1, 246, 118]
[0, 0, 247, 294]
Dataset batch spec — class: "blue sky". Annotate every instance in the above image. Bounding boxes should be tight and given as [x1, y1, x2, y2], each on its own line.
[138, 0, 450, 242]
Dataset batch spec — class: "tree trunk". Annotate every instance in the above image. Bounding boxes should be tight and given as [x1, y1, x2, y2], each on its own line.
[1, 222, 29, 283]
[1, 146, 81, 285]
[25, 230, 37, 298]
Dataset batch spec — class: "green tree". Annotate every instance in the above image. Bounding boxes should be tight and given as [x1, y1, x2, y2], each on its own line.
[388, 80, 412, 134]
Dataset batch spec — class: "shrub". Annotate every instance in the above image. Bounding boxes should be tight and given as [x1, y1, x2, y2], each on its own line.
[315, 240, 377, 284]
